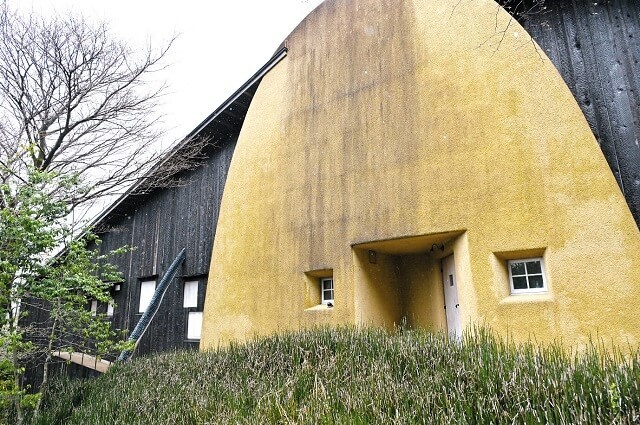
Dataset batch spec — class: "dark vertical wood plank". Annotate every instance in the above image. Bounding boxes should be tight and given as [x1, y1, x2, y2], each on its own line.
[518, 0, 640, 225]
[85, 124, 243, 359]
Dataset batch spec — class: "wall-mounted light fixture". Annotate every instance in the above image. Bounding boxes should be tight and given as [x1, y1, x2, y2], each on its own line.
[368, 250, 377, 264]
[431, 243, 445, 252]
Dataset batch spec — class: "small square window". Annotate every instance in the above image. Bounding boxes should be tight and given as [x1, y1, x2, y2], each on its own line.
[321, 277, 334, 305]
[508, 258, 547, 294]
[139, 280, 156, 313]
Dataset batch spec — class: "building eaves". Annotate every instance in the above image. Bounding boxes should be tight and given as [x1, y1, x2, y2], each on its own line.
[89, 46, 288, 229]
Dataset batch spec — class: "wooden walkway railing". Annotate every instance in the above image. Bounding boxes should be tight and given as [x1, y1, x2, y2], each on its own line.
[53, 351, 112, 373]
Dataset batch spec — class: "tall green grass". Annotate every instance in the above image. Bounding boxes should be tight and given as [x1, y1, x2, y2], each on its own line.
[34, 327, 640, 424]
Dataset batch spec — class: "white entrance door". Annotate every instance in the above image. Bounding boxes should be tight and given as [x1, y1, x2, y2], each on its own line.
[441, 255, 462, 339]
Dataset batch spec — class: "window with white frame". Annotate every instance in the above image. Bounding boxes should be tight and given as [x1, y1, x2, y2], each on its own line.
[138, 280, 156, 313]
[90, 300, 98, 316]
[321, 277, 334, 305]
[183, 277, 205, 340]
[183, 280, 198, 308]
[508, 258, 547, 294]
[187, 311, 203, 340]
[106, 300, 114, 317]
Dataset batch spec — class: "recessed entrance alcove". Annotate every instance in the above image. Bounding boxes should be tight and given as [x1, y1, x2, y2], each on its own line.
[352, 231, 465, 333]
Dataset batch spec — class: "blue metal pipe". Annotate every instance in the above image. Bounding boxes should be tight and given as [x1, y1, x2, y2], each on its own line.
[117, 248, 186, 362]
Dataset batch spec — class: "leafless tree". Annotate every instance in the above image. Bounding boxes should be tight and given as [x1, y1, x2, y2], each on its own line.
[449, 0, 548, 54]
[0, 2, 176, 212]
[487, 0, 549, 54]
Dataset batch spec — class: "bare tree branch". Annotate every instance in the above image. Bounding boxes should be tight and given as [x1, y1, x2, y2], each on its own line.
[474, 0, 549, 55]
[0, 3, 177, 213]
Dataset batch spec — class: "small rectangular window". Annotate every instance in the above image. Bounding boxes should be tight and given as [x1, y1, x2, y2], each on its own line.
[183, 281, 199, 308]
[90, 300, 98, 316]
[321, 277, 334, 305]
[139, 280, 156, 313]
[508, 258, 547, 294]
[187, 311, 203, 340]
[106, 301, 114, 317]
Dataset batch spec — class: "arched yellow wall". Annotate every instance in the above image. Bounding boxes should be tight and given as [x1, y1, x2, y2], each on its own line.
[201, 0, 640, 349]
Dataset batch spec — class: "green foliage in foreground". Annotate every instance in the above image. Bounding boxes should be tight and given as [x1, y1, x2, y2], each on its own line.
[35, 327, 640, 424]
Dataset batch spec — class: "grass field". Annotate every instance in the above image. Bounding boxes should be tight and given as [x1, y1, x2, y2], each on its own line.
[32, 326, 640, 424]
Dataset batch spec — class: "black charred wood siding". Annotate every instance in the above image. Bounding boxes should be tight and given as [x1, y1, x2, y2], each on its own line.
[96, 134, 238, 356]
[516, 0, 640, 227]
[20, 53, 275, 387]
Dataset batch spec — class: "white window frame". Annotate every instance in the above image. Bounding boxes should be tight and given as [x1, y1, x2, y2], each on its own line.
[187, 311, 203, 340]
[106, 300, 114, 317]
[508, 258, 547, 294]
[138, 280, 156, 313]
[183, 280, 199, 308]
[90, 300, 98, 316]
[321, 277, 334, 305]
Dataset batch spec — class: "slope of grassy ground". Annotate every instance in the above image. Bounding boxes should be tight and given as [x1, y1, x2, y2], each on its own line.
[34, 327, 640, 424]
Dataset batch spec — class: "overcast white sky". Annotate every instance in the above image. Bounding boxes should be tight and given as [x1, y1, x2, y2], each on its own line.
[14, 0, 324, 149]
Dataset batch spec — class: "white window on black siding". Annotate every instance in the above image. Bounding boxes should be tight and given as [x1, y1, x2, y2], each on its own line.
[183, 281, 198, 308]
[187, 312, 203, 340]
[183, 277, 206, 341]
[139, 280, 156, 313]
[90, 300, 98, 316]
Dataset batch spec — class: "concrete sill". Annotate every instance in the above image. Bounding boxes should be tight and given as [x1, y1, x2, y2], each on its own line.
[499, 293, 554, 305]
[304, 304, 334, 312]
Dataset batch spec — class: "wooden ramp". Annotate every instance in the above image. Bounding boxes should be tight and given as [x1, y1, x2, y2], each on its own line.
[53, 351, 111, 373]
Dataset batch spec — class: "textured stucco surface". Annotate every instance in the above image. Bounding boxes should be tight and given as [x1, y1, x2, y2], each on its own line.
[201, 0, 640, 349]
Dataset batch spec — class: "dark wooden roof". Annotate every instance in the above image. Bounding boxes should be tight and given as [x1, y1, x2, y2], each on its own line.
[91, 47, 288, 228]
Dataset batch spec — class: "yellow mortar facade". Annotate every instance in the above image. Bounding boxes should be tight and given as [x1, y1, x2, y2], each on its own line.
[201, 0, 640, 350]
